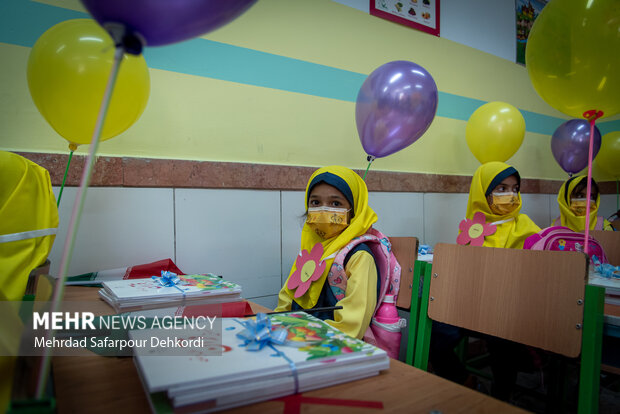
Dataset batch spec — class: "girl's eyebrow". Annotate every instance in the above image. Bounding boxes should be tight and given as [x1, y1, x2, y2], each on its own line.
[309, 194, 345, 199]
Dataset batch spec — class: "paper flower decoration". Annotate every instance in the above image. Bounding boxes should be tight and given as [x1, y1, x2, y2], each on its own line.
[287, 243, 326, 298]
[456, 211, 496, 246]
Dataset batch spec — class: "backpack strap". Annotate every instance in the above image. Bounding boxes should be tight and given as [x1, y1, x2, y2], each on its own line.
[595, 216, 604, 231]
[326, 229, 401, 311]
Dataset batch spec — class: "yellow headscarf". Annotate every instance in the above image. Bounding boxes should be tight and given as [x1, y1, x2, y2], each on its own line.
[465, 161, 540, 249]
[556, 175, 605, 231]
[282, 166, 377, 309]
[0, 152, 58, 412]
[0, 151, 59, 301]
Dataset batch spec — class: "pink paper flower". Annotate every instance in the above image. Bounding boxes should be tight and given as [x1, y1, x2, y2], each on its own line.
[456, 211, 496, 246]
[287, 243, 326, 298]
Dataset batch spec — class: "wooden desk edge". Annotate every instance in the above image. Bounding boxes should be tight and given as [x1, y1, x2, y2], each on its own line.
[52, 286, 525, 414]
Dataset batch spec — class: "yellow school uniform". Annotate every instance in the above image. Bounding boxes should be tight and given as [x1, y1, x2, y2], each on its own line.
[275, 166, 378, 338]
[466, 162, 541, 249]
[0, 151, 58, 301]
[0, 151, 58, 412]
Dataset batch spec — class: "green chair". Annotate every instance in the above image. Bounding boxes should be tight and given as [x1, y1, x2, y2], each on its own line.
[411, 243, 604, 414]
[405, 259, 427, 366]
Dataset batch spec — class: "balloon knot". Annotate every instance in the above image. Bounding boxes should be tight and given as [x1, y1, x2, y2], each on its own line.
[68, 143, 78, 152]
[366, 155, 376, 162]
[103, 22, 145, 55]
[583, 110, 603, 123]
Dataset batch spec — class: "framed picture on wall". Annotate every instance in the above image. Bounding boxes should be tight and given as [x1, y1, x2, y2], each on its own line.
[369, 0, 440, 37]
[516, 0, 548, 64]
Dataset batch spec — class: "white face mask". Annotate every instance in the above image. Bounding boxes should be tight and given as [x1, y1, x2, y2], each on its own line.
[306, 207, 351, 239]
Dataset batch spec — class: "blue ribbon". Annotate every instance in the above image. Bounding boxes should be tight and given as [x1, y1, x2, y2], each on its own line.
[152, 271, 187, 295]
[592, 255, 620, 279]
[418, 244, 433, 255]
[236, 313, 299, 393]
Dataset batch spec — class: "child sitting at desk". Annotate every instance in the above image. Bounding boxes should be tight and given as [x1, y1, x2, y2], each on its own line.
[431, 161, 541, 400]
[553, 175, 614, 231]
[274, 166, 388, 340]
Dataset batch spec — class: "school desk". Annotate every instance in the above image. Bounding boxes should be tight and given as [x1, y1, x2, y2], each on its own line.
[49, 286, 525, 414]
[605, 303, 620, 333]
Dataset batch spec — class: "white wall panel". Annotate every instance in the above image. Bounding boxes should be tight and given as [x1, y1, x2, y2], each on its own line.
[600, 194, 618, 221]
[175, 189, 281, 299]
[369, 192, 424, 240]
[520, 193, 551, 229]
[281, 191, 306, 285]
[423, 193, 469, 247]
[50, 187, 175, 277]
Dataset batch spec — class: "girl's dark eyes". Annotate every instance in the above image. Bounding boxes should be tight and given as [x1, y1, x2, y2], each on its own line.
[308, 200, 343, 207]
[493, 186, 519, 194]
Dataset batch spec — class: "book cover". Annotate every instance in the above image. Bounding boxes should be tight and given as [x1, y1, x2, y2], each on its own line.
[102, 274, 242, 300]
[131, 312, 387, 395]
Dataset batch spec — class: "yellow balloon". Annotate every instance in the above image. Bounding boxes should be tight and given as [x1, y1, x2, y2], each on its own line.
[526, 0, 620, 120]
[596, 131, 620, 178]
[27, 19, 150, 146]
[465, 102, 526, 164]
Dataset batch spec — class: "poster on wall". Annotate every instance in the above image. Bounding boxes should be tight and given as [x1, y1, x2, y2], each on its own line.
[516, 0, 548, 64]
[369, 0, 440, 37]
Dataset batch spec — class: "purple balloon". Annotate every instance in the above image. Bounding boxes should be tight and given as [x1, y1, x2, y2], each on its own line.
[551, 119, 601, 174]
[356, 61, 438, 158]
[81, 0, 257, 48]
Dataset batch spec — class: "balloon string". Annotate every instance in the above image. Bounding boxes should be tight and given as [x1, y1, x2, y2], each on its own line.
[581, 109, 603, 256]
[36, 45, 125, 399]
[363, 156, 375, 181]
[582, 118, 596, 256]
[616, 178, 619, 212]
[56, 148, 75, 207]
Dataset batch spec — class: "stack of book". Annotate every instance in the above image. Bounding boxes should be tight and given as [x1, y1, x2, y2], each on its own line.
[589, 273, 620, 305]
[99, 273, 242, 312]
[130, 312, 389, 412]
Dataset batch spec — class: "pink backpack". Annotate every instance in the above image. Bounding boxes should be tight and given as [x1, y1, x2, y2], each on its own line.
[327, 228, 403, 358]
[524, 226, 608, 263]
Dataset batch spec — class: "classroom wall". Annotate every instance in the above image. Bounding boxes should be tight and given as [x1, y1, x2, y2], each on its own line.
[2, 0, 619, 181]
[5, 1, 618, 353]
[335, 0, 517, 62]
[50, 185, 619, 309]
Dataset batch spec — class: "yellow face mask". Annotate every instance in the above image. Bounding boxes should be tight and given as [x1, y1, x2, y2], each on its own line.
[569, 198, 597, 216]
[306, 207, 350, 239]
[489, 192, 519, 216]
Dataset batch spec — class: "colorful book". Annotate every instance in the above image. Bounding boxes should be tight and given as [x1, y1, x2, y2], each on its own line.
[99, 273, 242, 312]
[130, 311, 389, 412]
